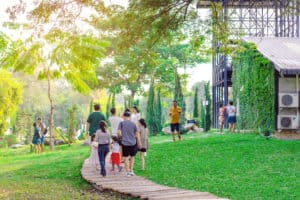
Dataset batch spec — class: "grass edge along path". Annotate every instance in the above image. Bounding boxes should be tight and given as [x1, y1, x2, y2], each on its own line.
[0, 143, 132, 199]
[134, 133, 300, 200]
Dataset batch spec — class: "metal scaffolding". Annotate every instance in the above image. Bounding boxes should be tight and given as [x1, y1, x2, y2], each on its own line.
[197, 0, 300, 128]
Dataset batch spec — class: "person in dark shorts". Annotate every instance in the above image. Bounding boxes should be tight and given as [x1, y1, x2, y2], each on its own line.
[169, 100, 182, 142]
[118, 111, 141, 177]
[86, 104, 106, 142]
[32, 122, 41, 154]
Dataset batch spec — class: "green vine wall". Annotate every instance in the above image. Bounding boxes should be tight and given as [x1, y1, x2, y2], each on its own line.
[232, 42, 275, 131]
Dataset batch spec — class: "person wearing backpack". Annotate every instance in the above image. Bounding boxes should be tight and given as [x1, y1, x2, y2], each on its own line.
[37, 117, 47, 153]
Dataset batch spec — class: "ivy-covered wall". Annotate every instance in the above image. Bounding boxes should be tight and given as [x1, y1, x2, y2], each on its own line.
[232, 42, 275, 131]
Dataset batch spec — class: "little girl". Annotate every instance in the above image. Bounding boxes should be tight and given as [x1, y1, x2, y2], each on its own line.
[110, 136, 122, 172]
[137, 118, 148, 171]
[89, 135, 100, 171]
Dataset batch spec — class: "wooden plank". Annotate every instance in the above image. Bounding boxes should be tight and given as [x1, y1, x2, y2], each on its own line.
[81, 158, 224, 200]
[150, 192, 218, 200]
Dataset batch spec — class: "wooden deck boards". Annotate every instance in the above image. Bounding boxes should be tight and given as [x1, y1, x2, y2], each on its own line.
[81, 158, 227, 200]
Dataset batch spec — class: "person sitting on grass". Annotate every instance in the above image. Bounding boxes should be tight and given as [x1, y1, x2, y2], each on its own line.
[110, 136, 122, 173]
[32, 122, 41, 154]
[137, 118, 148, 171]
[88, 135, 100, 171]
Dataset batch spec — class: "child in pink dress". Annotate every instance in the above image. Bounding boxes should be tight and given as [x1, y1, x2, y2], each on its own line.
[89, 135, 100, 170]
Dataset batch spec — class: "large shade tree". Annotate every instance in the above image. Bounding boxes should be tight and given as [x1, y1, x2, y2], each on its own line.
[1, 1, 110, 149]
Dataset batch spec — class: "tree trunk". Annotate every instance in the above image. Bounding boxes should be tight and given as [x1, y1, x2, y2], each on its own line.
[47, 68, 55, 150]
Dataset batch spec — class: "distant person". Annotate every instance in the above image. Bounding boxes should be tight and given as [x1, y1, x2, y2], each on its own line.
[88, 135, 100, 171]
[32, 123, 41, 154]
[218, 104, 225, 134]
[37, 117, 46, 153]
[118, 111, 141, 177]
[95, 121, 110, 177]
[137, 119, 148, 171]
[227, 101, 236, 133]
[110, 136, 122, 173]
[86, 104, 106, 141]
[131, 106, 141, 125]
[169, 100, 182, 142]
[108, 108, 123, 137]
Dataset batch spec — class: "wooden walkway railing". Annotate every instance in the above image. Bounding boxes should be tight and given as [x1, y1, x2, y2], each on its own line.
[81, 157, 228, 200]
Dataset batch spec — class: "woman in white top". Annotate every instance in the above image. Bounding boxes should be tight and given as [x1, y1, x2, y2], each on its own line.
[131, 106, 141, 124]
[227, 101, 236, 133]
[108, 108, 123, 136]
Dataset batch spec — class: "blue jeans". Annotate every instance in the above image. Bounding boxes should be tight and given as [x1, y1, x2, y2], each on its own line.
[98, 144, 109, 176]
[40, 135, 45, 144]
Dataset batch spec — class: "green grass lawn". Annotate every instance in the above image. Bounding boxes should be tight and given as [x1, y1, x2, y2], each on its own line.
[0, 143, 127, 200]
[134, 132, 300, 200]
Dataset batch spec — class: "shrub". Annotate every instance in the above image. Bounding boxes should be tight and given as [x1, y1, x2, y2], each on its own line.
[4, 134, 18, 146]
[0, 139, 8, 148]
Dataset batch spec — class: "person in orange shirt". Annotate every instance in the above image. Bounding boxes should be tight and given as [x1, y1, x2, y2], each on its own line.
[169, 100, 182, 142]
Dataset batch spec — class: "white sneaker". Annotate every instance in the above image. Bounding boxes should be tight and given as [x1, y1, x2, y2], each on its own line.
[125, 172, 131, 177]
[129, 171, 135, 176]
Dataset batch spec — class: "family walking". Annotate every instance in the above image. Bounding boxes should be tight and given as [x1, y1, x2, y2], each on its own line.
[87, 104, 148, 177]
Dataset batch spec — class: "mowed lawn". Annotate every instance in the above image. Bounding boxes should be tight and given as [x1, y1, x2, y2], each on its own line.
[135, 133, 300, 200]
[0, 143, 125, 200]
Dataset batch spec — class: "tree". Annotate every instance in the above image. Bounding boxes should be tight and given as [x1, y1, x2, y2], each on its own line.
[155, 89, 162, 133]
[146, 80, 156, 135]
[200, 100, 205, 129]
[0, 69, 23, 136]
[204, 82, 212, 131]
[67, 105, 78, 145]
[174, 69, 186, 126]
[106, 94, 112, 122]
[193, 86, 199, 120]
[1, 2, 110, 149]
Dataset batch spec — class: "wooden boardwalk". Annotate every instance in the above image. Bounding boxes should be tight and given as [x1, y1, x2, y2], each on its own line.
[81, 157, 227, 200]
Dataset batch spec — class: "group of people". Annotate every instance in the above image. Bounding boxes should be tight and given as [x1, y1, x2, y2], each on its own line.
[32, 117, 47, 154]
[218, 101, 237, 134]
[87, 104, 148, 177]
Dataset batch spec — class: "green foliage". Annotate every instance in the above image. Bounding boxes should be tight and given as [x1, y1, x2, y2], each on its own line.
[0, 139, 8, 148]
[232, 42, 275, 131]
[67, 105, 78, 144]
[146, 81, 157, 135]
[0, 70, 23, 136]
[135, 133, 300, 200]
[200, 102, 205, 128]
[174, 70, 186, 125]
[111, 93, 116, 109]
[14, 110, 34, 144]
[154, 89, 162, 132]
[193, 87, 199, 119]
[204, 82, 212, 131]
[4, 134, 18, 146]
[105, 94, 112, 122]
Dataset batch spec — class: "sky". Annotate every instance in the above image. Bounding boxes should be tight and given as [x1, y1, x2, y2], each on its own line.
[0, 0, 212, 89]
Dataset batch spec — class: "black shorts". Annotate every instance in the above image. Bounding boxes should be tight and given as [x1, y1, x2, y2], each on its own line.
[170, 123, 180, 132]
[138, 148, 147, 152]
[122, 145, 137, 157]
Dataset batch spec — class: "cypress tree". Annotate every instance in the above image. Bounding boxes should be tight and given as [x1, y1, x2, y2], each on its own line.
[193, 87, 199, 119]
[89, 99, 93, 113]
[111, 92, 116, 109]
[174, 70, 186, 127]
[146, 80, 156, 135]
[200, 101, 205, 129]
[204, 82, 212, 131]
[106, 94, 112, 123]
[155, 89, 162, 132]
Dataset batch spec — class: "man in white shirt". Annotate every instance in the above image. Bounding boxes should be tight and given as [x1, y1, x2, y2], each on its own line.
[108, 108, 123, 136]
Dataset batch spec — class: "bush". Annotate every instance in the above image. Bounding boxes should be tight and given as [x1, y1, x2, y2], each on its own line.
[4, 134, 18, 146]
[0, 140, 8, 148]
